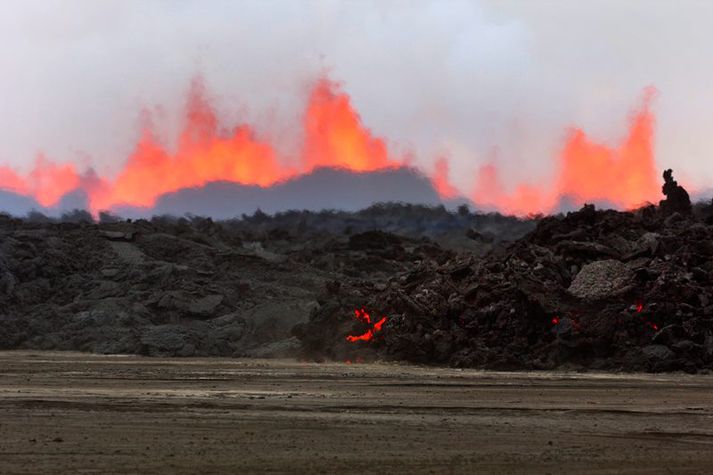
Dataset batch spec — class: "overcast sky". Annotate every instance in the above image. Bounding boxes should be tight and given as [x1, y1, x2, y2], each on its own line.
[1, 0, 713, 193]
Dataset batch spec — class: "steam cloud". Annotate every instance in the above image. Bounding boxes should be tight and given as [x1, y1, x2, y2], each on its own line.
[1, 0, 713, 216]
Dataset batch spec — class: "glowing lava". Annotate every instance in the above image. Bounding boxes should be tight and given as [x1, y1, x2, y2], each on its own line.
[88, 78, 288, 212]
[346, 308, 388, 343]
[472, 88, 660, 215]
[0, 156, 80, 207]
[304, 78, 396, 173]
[0, 77, 662, 217]
[557, 88, 659, 208]
[432, 157, 459, 200]
[88, 76, 402, 212]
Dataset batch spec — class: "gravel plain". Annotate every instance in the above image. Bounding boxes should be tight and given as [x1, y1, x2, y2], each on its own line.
[0, 351, 712, 474]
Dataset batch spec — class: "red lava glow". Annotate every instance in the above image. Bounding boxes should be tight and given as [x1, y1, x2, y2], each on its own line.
[346, 308, 388, 343]
[472, 88, 660, 215]
[346, 330, 376, 343]
[432, 157, 459, 200]
[303, 78, 397, 173]
[353, 307, 371, 324]
[557, 89, 659, 208]
[87, 78, 289, 212]
[373, 317, 387, 332]
[0, 77, 661, 216]
[0, 76, 400, 214]
[0, 156, 80, 207]
[632, 301, 660, 331]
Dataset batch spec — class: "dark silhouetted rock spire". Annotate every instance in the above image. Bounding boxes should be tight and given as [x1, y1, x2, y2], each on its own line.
[659, 169, 691, 215]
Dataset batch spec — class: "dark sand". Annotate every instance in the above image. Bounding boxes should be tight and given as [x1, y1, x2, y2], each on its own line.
[0, 351, 711, 474]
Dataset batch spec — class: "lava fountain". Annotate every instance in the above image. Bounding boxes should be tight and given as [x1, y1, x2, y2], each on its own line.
[0, 77, 661, 216]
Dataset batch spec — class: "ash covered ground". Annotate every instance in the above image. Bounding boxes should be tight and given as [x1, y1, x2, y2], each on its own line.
[1, 171, 713, 373]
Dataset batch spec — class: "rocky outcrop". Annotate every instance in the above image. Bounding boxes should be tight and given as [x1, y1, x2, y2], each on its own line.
[296, 202, 713, 373]
[660, 169, 692, 215]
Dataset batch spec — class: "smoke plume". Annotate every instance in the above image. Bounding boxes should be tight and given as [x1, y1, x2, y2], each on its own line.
[1, 1, 712, 215]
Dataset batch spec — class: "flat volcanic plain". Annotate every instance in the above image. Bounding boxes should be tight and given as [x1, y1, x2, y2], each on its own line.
[0, 351, 712, 474]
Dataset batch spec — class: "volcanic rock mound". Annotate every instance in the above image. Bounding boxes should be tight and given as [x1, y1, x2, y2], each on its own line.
[1, 204, 522, 357]
[296, 178, 713, 372]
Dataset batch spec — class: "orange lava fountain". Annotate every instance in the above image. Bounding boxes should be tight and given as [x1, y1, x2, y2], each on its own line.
[472, 89, 659, 215]
[0, 78, 660, 216]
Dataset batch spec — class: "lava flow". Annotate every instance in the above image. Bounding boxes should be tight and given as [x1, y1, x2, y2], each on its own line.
[346, 308, 388, 343]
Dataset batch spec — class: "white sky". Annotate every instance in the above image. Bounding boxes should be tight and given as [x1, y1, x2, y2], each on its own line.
[1, 0, 713, 192]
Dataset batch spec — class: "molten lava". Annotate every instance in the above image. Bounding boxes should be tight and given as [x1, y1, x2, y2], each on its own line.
[557, 88, 659, 208]
[89, 78, 294, 211]
[432, 157, 459, 200]
[88, 77, 402, 212]
[346, 308, 388, 343]
[472, 88, 660, 215]
[0, 76, 662, 216]
[0, 156, 80, 207]
[304, 78, 396, 173]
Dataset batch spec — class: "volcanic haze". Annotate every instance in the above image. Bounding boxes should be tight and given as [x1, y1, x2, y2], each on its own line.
[1, 0, 712, 216]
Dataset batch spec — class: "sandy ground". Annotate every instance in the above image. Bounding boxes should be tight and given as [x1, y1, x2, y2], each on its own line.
[0, 352, 712, 474]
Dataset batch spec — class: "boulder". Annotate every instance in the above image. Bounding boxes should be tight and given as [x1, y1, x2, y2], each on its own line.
[568, 259, 632, 300]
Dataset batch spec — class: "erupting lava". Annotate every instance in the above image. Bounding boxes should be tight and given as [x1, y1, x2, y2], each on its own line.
[0, 77, 662, 216]
[304, 78, 396, 173]
[557, 88, 659, 208]
[0, 156, 80, 207]
[472, 88, 660, 214]
[0, 76, 401, 214]
[87, 77, 396, 212]
[432, 157, 460, 200]
[346, 308, 388, 343]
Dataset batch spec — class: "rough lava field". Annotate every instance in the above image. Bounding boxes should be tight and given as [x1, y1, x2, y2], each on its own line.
[1, 170, 713, 473]
[5, 2, 713, 473]
[0, 201, 532, 360]
[1, 170, 712, 373]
